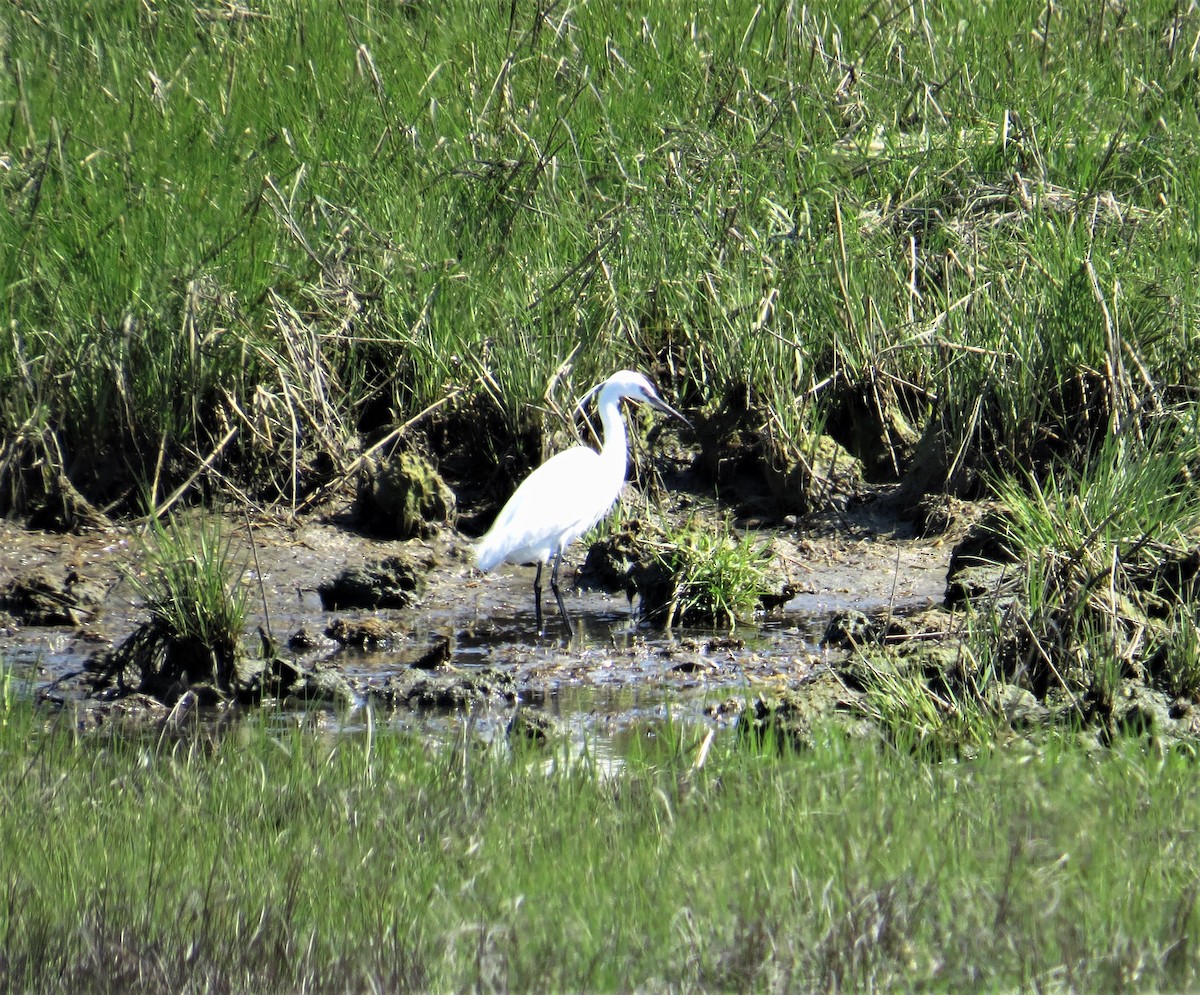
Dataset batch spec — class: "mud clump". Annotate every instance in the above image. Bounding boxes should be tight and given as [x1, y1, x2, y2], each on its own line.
[402, 634, 452, 670]
[839, 642, 973, 697]
[955, 506, 1200, 719]
[694, 388, 864, 519]
[576, 524, 649, 601]
[822, 609, 902, 649]
[762, 434, 864, 518]
[247, 656, 356, 708]
[66, 634, 359, 717]
[1131, 546, 1200, 612]
[737, 675, 862, 751]
[738, 691, 819, 750]
[825, 378, 924, 481]
[355, 450, 455, 539]
[995, 683, 1052, 730]
[324, 617, 407, 647]
[363, 669, 515, 711]
[944, 511, 1023, 607]
[827, 515, 1200, 750]
[321, 618, 451, 667]
[86, 620, 240, 704]
[907, 493, 985, 537]
[1, 569, 105, 627]
[287, 626, 339, 652]
[508, 708, 561, 744]
[318, 553, 428, 610]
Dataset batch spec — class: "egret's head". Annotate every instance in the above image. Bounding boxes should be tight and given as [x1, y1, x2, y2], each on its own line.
[591, 370, 690, 426]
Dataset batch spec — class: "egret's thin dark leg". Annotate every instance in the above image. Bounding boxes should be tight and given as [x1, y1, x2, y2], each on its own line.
[550, 548, 574, 638]
[533, 561, 544, 634]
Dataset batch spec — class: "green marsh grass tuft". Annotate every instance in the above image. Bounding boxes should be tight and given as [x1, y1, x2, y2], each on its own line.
[653, 516, 774, 628]
[124, 514, 250, 692]
[854, 650, 1003, 761]
[987, 421, 1200, 707]
[1158, 605, 1200, 700]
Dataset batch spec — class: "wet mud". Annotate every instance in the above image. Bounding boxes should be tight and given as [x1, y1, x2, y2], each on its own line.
[0, 494, 950, 747]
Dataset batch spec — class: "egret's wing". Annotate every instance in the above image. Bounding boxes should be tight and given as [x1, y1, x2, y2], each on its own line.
[475, 447, 611, 570]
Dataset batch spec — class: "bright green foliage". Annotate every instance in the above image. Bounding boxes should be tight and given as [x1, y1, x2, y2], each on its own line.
[997, 425, 1198, 608]
[1158, 604, 1200, 699]
[997, 427, 1198, 605]
[855, 649, 1003, 759]
[986, 422, 1200, 700]
[2, 2, 1200, 500]
[129, 514, 249, 659]
[655, 515, 773, 627]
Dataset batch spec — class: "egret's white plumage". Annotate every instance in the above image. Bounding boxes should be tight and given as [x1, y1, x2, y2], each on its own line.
[475, 370, 688, 635]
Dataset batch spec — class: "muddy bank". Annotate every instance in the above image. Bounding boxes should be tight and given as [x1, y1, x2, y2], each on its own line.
[6, 483, 1199, 754]
[0, 493, 947, 736]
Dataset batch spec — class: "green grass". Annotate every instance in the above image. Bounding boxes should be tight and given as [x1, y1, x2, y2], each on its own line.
[0, 701, 1199, 992]
[982, 420, 1200, 702]
[3, 1, 1200, 505]
[655, 514, 774, 627]
[130, 514, 250, 656]
[107, 512, 252, 694]
[7, 7, 1200, 987]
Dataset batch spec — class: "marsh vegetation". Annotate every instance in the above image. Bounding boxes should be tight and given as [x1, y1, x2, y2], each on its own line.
[4, 0, 1200, 988]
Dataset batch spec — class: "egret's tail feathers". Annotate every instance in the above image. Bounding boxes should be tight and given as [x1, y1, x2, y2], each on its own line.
[474, 532, 503, 573]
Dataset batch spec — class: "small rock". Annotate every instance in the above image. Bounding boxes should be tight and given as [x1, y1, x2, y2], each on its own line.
[821, 610, 877, 649]
[507, 708, 560, 744]
[288, 626, 337, 652]
[397, 634, 451, 670]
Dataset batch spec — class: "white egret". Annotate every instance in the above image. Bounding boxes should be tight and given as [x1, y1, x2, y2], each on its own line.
[475, 370, 689, 636]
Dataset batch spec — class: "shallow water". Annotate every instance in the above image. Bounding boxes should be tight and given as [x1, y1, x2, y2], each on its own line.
[0, 509, 949, 748]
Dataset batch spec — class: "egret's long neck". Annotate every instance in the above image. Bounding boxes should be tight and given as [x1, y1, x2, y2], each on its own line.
[596, 386, 630, 482]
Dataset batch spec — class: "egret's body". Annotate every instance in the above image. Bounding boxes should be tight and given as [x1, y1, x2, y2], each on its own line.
[475, 370, 687, 636]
